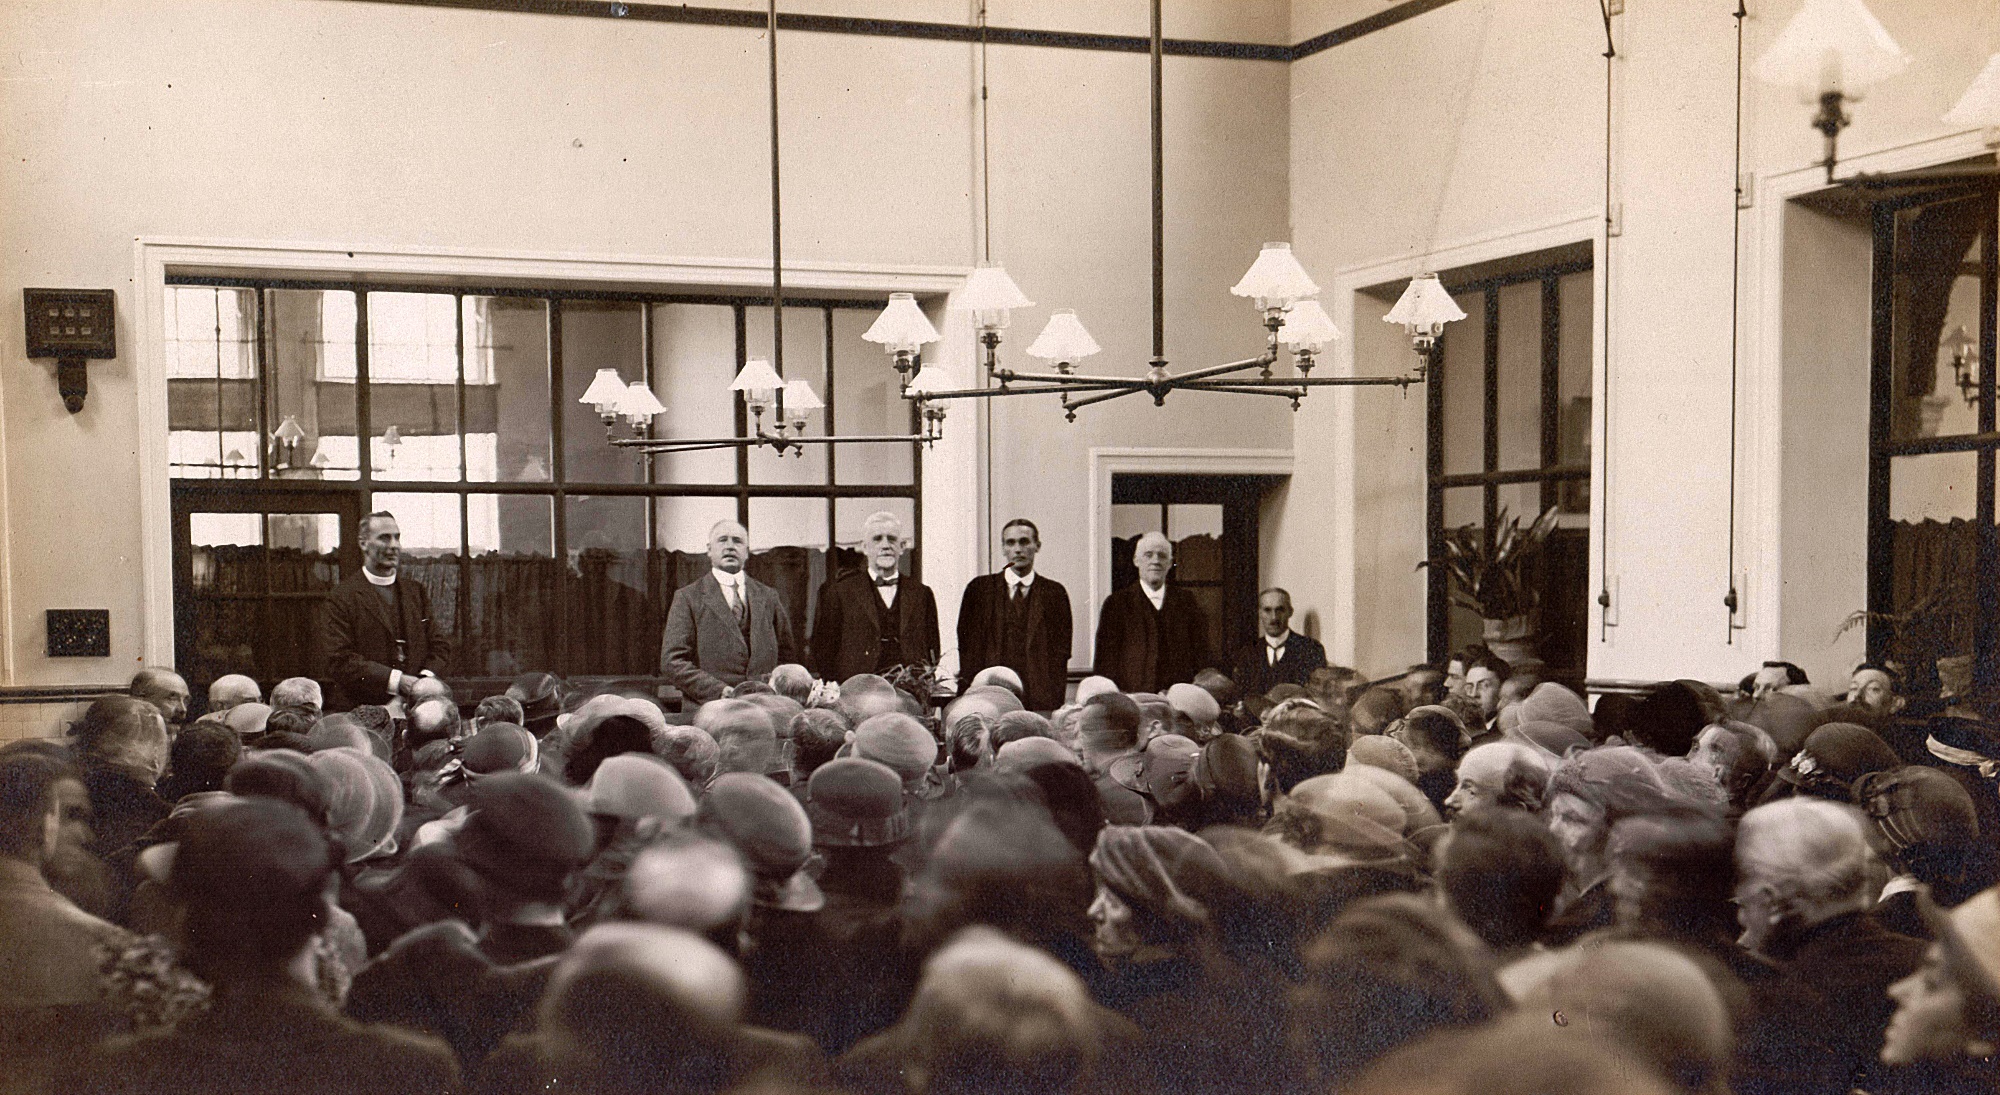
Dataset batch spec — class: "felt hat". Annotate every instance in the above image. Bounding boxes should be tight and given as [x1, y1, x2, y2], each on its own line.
[623, 837, 751, 932]
[305, 746, 403, 863]
[1516, 684, 1593, 740]
[1508, 720, 1590, 760]
[1089, 825, 1231, 929]
[167, 796, 336, 914]
[1346, 734, 1420, 786]
[221, 702, 273, 741]
[1137, 733, 1201, 807]
[223, 749, 329, 824]
[462, 722, 539, 776]
[1273, 771, 1407, 857]
[1778, 722, 1899, 799]
[1166, 682, 1221, 726]
[969, 666, 1025, 698]
[1726, 691, 1821, 757]
[850, 712, 937, 786]
[1075, 676, 1118, 703]
[1191, 734, 1262, 807]
[1853, 766, 1979, 852]
[805, 757, 908, 848]
[1341, 762, 1442, 834]
[1917, 885, 2000, 1014]
[993, 736, 1081, 773]
[506, 671, 566, 731]
[587, 753, 697, 825]
[457, 772, 596, 902]
[696, 772, 824, 912]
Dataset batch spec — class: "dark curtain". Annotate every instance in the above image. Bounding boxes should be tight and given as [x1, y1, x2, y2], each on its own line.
[1887, 518, 1980, 703]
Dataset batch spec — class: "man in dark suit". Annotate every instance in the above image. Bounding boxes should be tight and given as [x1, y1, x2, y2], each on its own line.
[1232, 587, 1326, 699]
[956, 518, 1072, 712]
[1092, 532, 1213, 694]
[810, 511, 939, 684]
[322, 511, 453, 709]
[661, 519, 800, 704]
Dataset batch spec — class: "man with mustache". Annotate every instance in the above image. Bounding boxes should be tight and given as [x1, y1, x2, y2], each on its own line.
[663, 519, 800, 704]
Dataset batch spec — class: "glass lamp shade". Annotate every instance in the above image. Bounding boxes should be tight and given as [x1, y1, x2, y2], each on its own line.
[380, 425, 403, 447]
[1231, 242, 1321, 311]
[615, 381, 665, 424]
[959, 263, 1033, 330]
[308, 447, 331, 468]
[1752, 0, 1909, 101]
[781, 378, 823, 427]
[579, 367, 629, 412]
[729, 357, 785, 410]
[1277, 299, 1341, 352]
[1945, 53, 2000, 129]
[903, 364, 954, 396]
[862, 292, 941, 355]
[1385, 274, 1467, 344]
[1025, 310, 1103, 364]
[271, 414, 307, 444]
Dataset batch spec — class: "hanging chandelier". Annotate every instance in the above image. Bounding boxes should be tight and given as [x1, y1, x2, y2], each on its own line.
[583, 0, 942, 456]
[859, 0, 1464, 422]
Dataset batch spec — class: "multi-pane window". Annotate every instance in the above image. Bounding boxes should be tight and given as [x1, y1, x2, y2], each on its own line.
[167, 280, 923, 688]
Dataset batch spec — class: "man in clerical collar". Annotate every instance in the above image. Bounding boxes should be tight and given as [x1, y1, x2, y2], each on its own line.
[956, 519, 1072, 711]
[809, 511, 939, 684]
[323, 511, 452, 709]
[1092, 532, 1213, 694]
[661, 520, 799, 704]
[1231, 587, 1326, 700]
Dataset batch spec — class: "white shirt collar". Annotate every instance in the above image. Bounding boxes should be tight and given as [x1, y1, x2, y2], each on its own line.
[711, 568, 742, 589]
[1140, 582, 1166, 610]
[1266, 631, 1290, 650]
[363, 567, 396, 587]
[1006, 568, 1035, 590]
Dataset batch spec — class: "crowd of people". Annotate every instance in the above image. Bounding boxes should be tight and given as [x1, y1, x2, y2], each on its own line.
[5, 636, 2000, 1095]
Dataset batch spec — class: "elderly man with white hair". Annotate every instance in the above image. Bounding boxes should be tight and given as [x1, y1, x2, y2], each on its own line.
[661, 519, 800, 704]
[205, 673, 261, 714]
[809, 511, 939, 684]
[1092, 531, 1213, 693]
[1735, 797, 1927, 1095]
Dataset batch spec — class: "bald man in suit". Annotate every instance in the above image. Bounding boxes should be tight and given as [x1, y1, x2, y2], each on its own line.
[661, 519, 799, 703]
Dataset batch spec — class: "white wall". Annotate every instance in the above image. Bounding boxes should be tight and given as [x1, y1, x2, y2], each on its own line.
[1282, 0, 2000, 684]
[0, 0, 1289, 690]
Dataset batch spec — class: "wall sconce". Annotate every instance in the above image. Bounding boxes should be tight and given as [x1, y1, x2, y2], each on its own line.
[1942, 324, 1981, 406]
[23, 289, 117, 414]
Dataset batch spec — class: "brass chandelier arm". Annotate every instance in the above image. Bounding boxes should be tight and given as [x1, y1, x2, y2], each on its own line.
[1176, 372, 1425, 390]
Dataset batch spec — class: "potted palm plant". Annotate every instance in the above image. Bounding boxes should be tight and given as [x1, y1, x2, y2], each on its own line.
[1419, 505, 1560, 666]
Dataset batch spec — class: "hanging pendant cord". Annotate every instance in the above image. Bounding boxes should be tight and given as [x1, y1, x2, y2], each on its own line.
[768, 0, 784, 379]
[1596, 0, 1617, 640]
[1150, 0, 1165, 365]
[1725, 0, 1748, 643]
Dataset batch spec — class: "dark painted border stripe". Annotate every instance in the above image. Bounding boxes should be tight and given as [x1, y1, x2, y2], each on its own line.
[1291, 0, 1464, 59]
[0, 687, 120, 706]
[336, 0, 1292, 60]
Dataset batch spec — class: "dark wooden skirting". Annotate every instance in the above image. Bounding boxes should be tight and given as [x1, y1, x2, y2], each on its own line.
[331, 0, 1464, 62]
[0, 687, 121, 706]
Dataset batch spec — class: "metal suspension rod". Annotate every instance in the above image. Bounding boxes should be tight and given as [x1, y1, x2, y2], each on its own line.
[768, 0, 784, 380]
[1150, 0, 1165, 364]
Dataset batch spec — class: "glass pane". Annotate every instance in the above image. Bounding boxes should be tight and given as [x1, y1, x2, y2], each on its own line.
[1890, 194, 1987, 443]
[268, 289, 361, 482]
[1442, 486, 1482, 530]
[748, 497, 828, 641]
[1439, 289, 1483, 477]
[565, 494, 658, 676]
[655, 496, 741, 554]
[467, 494, 558, 678]
[166, 288, 259, 479]
[190, 513, 264, 550]
[1890, 451, 1979, 522]
[1498, 482, 1545, 526]
[835, 497, 917, 576]
[649, 304, 739, 486]
[1166, 504, 1223, 541]
[1111, 504, 1162, 540]
[747, 305, 830, 486]
[467, 297, 553, 483]
[1495, 281, 1542, 472]
[563, 302, 647, 485]
[266, 514, 341, 591]
[368, 293, 462, 481]
[831, 308, 915, 485]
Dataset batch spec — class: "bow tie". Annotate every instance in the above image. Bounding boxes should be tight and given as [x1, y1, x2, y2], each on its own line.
[874, 575, 899, 588]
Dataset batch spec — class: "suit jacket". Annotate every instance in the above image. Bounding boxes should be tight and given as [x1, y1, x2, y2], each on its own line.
[1231, 630, 1328, 699]
[1092, 583, 1213, 695]
[323, 569, 453, 709]
[956, 572, 1073, 711]
[660, 572, 799, 704]
[809, 571, 940, 685]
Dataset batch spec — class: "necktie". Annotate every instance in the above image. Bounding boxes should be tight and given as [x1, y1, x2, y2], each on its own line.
[875, 575, 899, 588]
[1011, 581, 1026, 604]
[727, 580, 746, 625]
[1268, 644, 1278, 667]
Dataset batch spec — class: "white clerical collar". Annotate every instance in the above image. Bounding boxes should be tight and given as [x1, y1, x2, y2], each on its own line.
[711, 568, 742, 589]
[1266, 632, 1290, 650]
[1140, 582, 1166, 609]
[1006, 568, 1035, 589]
[363, 568, 396, 587]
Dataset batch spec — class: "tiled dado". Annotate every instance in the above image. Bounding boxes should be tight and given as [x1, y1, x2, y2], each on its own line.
[0, 689, 121, 743]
